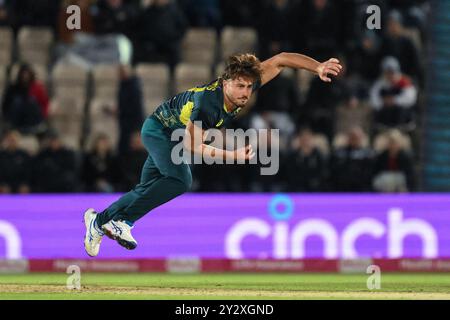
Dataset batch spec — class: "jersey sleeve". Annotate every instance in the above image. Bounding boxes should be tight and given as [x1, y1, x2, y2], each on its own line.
[190, 91, 219, 130]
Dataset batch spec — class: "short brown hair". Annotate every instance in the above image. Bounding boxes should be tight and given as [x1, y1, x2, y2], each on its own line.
[220, 53, 262, 84]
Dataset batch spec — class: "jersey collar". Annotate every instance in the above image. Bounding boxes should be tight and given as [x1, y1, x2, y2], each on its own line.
[223, 103, 242, 117]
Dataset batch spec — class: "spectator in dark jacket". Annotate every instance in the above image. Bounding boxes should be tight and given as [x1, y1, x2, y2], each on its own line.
[177, 0, 221, 29]
[1, 64, 48, 134]
[291, 0, 344, 61]
[0, 130, 32, 194]
[251, 69, 299, 144]
[9, 0, 61, 31]
[330, 126, 374, 191]
[134, 0, 188, 68]
[301, 57, 351, 138]
[32, 132, 78, 192]
[220, 0, 264, 27]
[348, 30, 383, 84]
[373, 129, 414, 192]
[91, 0, 138, 37]
[82, 133, 118, 192]
[381, 10, 422, 82]
[285, 127, 327, 191]
[118, 64, 144, 154]
[0, 0, 11, 26]
[257, 0, 294, 60]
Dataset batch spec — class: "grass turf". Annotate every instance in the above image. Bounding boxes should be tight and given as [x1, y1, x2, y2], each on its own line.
[1, 273, 450, 300]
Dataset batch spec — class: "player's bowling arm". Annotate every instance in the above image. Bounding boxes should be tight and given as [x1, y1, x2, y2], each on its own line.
[260, 52, 342, 85]
[184, 120, 247, 161]
[184, 121, 255, 161]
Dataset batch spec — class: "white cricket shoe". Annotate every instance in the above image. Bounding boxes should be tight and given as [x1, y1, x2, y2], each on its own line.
[83, 208, 104, 257]
[102, 220, 138, 250]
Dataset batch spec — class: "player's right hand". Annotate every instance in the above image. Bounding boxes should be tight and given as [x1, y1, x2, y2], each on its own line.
[235, 145, 256, 161]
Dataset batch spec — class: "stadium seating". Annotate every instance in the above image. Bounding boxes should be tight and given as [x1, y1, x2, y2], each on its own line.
[87, 98, 119, 150]
[143, 98, 163, 117]
[174, 63, 211, 93]
[48, 97, 86, 150]
[214, 62, 225, 78]
[92, 64, 119, 100]
[181, 28, 217, 65]
[17, 27, 54, 66]
[135, 63, 170, 104]
[220, 27, 257, 60]
[51, 63, 89, 100]
[0, 27, 13, 66]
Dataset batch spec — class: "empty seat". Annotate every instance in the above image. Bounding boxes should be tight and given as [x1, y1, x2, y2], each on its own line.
[181, 28, 217, 65]
[135, 63, 170, 103]
[220, 27, 257, 60]
[214, 62, 225, 78]
[49, 96, 85, 117]
[87, 98, 119, 150]
[51, 63, 88, 100]
[92, 64, 119, 99]
[143, 98, 163, 117]
[174, 63, 211, 93]
[48, 97, 86, 150]
[18, 27, 54, 66]
[0, 27, 13, 66]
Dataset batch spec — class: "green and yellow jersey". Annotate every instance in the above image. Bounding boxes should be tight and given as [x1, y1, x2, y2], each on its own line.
[152, 79, 260, 132]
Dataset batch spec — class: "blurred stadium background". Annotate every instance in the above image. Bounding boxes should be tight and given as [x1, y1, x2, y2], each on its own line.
[1, 0, 450, 299]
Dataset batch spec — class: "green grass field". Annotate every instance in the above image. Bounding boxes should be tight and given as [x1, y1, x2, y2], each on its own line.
[1, 273, 450, 300]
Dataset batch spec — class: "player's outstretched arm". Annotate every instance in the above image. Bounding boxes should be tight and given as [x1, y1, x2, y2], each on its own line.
[260, 52, 343, 86]
[184, 121, 255, 161]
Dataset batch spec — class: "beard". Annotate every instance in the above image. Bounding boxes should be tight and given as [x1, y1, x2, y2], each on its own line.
[232, 97, 248, 108]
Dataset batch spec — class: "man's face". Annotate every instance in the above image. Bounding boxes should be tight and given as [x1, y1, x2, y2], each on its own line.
[387, 19, 402, 37]
[384, 70, 397, 83]
[223, 77, 254, 109]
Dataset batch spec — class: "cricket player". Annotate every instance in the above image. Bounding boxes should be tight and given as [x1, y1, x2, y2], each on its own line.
[84, 52, 342, 257]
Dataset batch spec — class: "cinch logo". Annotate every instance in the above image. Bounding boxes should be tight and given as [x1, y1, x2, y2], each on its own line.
[225, 195, 438, 259]
[0, 221, 22, 259]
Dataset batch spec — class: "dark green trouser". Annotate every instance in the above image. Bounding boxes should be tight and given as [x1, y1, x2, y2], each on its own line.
[96, 115, 192, 227]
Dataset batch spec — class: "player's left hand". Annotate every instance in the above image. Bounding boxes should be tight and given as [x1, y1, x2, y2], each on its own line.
[317, 58, 343, 82]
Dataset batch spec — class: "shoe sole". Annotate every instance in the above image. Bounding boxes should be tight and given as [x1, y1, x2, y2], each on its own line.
[102, 227, 137, 250]
[83, 209, 98, 257]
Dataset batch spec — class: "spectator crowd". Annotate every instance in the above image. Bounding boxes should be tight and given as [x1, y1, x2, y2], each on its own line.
[0, 0, 429, 193]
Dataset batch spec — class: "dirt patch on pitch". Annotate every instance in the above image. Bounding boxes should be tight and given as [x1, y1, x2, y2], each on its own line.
[2, 284, 450, 300]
